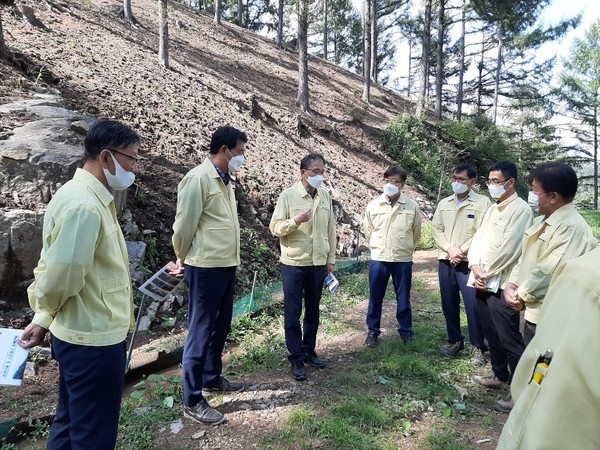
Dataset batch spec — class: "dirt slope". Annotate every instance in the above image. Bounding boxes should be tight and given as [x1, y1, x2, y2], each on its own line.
[1, 0, 432, 289]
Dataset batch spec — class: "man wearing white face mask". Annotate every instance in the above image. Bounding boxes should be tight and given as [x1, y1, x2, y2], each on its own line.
[269, 153, 337, 381]
[432, 164, 491, 362]
[363, 166, 421, 347]
[18, 120, 139, 449]
[467, 161, 533, 413]
[504, 162, 596, 345]
[172, 126, 247, 425]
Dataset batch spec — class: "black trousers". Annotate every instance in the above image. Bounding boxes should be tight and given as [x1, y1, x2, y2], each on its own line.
[47, 337, 126, 450]
[476, 289, 525, 383]
[281, 264, 326, 363]
[182, 265, 236, 407]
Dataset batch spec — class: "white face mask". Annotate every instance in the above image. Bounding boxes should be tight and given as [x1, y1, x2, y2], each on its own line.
[383, 183, 399, 197]
[307, 174, 323, 189]
[488, 182, 507, 199]
[452, 181, 469, 195]
[528, 191, 539, 210]
[528, 191, 549, 211]
[226, 149, 245, 172]
[103, 152, 135, 191]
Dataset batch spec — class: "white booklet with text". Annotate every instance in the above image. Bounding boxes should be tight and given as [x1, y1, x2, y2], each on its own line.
[0, 328, 30, 386]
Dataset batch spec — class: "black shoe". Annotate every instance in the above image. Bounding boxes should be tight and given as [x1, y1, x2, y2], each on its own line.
[183, 399, 226, 425]
[364, 333, 378, 347]
[291, 361, 307, 381]
[441, 340, 464, 358]
[401, 335, 414, 344]
[202, 376, 244, 395]
[304, 353, 326, 368]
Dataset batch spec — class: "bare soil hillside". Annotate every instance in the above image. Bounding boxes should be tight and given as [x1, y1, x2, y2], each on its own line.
[1, 0, 433, 292]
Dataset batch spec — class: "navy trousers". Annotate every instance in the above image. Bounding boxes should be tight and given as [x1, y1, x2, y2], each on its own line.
[183, 265, 236, 407]
[476, 289, 525, 383]
[281, 264, 326, 363]
[438, 260, 486, 350]
[47, 336, 125, 450]
[366, 260, 413, 339]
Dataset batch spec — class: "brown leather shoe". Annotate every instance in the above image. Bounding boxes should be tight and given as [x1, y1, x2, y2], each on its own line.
[470, 375, 507, 389]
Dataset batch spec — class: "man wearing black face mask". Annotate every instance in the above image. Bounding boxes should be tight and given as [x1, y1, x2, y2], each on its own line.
[269, 153, 337, 381]
[172, 126, 247, 425]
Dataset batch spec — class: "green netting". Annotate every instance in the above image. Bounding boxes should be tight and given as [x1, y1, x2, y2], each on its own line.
[232, 258, 366, 319]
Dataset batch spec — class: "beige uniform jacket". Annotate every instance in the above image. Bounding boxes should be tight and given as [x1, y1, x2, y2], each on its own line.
[432, 190, 491, 261]
[497, 248, 600, 450]
[28, 169, 134, 346]
[467, 192, 533, 290]
[508, 202, 597, 324]
[269, 182, 336, 266]
[364, 193, 422, 263]
[172, 158, 240, 268]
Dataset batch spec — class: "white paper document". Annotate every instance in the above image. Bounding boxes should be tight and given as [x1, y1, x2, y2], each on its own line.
[0, 328, 30, 386]
[138, 262, 184, 301]
[467, 270, 501, 294]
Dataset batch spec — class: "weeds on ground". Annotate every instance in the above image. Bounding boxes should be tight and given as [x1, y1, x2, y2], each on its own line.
[117, 374, 183, 450]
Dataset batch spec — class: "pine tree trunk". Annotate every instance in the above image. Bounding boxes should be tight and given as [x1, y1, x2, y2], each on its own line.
[417, 0, 432, 116]
[323, 0, 328, 60]
[370, 0, 377, 83]
[296, 0, 310, 112]
[492, 26, 503, 124]
[434, 0, 444, 119]
[214, 0, 221, 25]
[276, 0, 284, 47]
[0, 13, 7, 61]
[407, 39, 412, 97]
[362, 0, 371, 103]
[456, 0, 465, 121]
[123, 0, 134, 22]
[158, 0, 169, 69]
[237, 0, 243, 26]
[476, 31, 484, 115]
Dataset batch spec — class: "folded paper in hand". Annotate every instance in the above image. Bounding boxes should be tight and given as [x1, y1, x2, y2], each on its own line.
[325, 274, 339, 293]
[467, 270, 501, 294]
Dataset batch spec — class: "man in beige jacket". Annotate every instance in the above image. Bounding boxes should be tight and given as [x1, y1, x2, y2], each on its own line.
[172, 126, 247, 425]
[432, 164, 491, 361]
[497, 248, 600, 450]
[270, 153, 337, 381]
[363, 166, 421, 347]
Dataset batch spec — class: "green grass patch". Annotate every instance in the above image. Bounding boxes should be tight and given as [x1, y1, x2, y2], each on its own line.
[425, 423, 473, 450]
[580, 210, 600, 240]
[417, 223, 436, 250]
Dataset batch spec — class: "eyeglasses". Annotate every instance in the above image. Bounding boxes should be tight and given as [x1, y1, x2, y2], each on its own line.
[487, 178, 508, 186]
[452, 176, 471, 183]
[107, 148, 139, 166]
[305, 168, 325, 176]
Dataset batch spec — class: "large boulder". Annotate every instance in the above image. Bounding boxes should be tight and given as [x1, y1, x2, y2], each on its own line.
[0, 92, 93, 305]
[0, 208, 44, 303]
